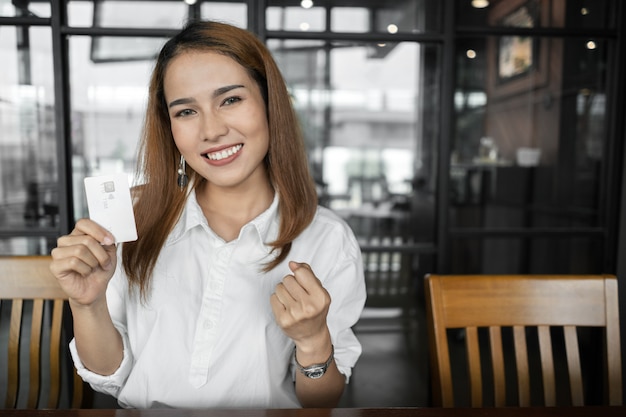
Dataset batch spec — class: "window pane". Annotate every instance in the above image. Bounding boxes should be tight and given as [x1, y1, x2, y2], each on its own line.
[93, 0, 187, 28]
[0, 27, 57, 244]
[0, 237, 53, 255]
[457, 0, 615, 30]
[361, 0, 440, 34]
[269, 39, 439, 249]
[267, 0, 440, 33]
[450, 236, 604, 274]
[91, 37, 168, 63]
[69, 36, 154, 221]
[266, 3, 326, 32]
[0, 0, 50, 18]
[201, 1, 247, 28]
[330, 7, 370, 33]
[452, 35, 609, 229]
[68, 0, 94, 27]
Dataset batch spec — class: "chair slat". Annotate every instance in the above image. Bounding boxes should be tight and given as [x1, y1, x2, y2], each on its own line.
[465, 326, 482, 407]
[48, 300, 64, 409]
[513, 326, 530, 406]
[71, 372, 85, 409]
[538, 325, 556, 406]
[28, 299, 44, 408]
[426, 278, 454, 407]
[489, 326, 506, 407]
[564, 325, 584, 406]
[7, 299, 24, 409]
[605, 278, 623, 405]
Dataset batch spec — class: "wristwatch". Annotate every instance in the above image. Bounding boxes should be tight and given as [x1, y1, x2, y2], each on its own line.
[294, 345, 334, 379]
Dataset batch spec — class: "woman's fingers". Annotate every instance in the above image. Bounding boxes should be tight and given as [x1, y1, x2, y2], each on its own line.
[271, 262, 331, 343]
[50, 218, 116, 279]
[71, 218, 115, 245]
[54, 235, 112, 271]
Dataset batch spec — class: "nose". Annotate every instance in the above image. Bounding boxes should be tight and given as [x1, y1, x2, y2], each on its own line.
[201, 111, 228, 142]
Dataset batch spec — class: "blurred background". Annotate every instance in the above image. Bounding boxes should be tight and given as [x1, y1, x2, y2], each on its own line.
[1, 0, 625, 407]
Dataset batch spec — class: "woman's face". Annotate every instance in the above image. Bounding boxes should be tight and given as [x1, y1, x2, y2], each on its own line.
[164, 50, 270, 191]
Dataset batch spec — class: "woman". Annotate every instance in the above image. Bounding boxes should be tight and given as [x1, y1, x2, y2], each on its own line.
[50, 20, 366, 409]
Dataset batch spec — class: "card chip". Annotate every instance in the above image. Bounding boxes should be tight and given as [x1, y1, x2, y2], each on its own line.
[103, 181, 115, 193]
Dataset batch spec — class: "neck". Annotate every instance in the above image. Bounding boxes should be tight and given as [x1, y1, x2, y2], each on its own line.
[195, 180, 275, 241]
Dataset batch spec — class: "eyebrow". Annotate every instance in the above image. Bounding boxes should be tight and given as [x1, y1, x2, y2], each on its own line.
[168, 84, 246, 108]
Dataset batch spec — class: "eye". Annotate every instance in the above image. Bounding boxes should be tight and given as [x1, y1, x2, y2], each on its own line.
[174, 108, 196, 118]
[222, 96, 242, 106]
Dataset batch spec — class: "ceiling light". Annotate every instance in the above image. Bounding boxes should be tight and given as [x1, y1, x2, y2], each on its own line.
[471, 0, 489, 8]
[301, 0, 313, 9]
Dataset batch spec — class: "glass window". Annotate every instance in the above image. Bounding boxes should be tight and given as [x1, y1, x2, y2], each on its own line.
[88, 1, 184, 62]
[330, 7, 370, 33]
[268, 39, 440, 250]
[266, 3, 326, 32]
[368, 0, 439, 34]
[456, 0, 615, 30]
[93, 0, 188, 29]
[451, 33, 610, 273]
[449, 236, 604, 274]
[452, 35, 608, 229]
[68, 0, 94, 27]
[200, 1, 247, 28]
[0, 237, 53, 255]
[0, 26, 57, 253]
[267, 0, 440, 33]
[68, 36, 157, 220]
[0, 0, 50, 18]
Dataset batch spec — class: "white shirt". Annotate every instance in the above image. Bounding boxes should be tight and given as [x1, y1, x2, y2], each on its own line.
[70, 191, 366, 409]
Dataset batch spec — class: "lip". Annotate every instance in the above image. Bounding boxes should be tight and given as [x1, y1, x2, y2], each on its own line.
[201, 143, 243, 166]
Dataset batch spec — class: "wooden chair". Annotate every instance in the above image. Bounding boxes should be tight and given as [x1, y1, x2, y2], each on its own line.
[424, 274, 622, 407]
[1, 255, 88, 409]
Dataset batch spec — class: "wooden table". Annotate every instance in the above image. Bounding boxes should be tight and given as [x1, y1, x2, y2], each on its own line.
[0, 407, 624, 417]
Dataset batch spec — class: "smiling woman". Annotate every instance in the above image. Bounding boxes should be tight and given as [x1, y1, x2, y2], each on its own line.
[48, 20, 366, 410]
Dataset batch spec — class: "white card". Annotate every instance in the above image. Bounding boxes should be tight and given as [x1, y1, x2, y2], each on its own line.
[84, 173, 138, 243]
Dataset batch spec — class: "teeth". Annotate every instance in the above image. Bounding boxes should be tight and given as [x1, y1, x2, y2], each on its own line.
[206, 144, 242, 161]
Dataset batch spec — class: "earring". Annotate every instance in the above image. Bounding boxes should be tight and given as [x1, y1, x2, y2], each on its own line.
[177, 155, 188, 189]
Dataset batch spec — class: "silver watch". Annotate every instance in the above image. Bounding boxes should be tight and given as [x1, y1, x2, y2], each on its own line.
[294, 345, 334, 379]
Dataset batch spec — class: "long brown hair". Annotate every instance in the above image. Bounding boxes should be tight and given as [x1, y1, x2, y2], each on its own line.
[123, 20, 318, 298]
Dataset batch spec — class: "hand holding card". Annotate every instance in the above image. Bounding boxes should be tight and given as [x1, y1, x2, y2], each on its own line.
[84, 173, 138, 243]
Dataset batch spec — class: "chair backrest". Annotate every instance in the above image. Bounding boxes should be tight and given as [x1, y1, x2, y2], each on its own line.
[424, 274, 622, 407]
[0, 255, 87, 409]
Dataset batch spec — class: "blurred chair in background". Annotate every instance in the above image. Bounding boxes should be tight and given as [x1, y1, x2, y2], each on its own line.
[424, 274, 622, 407]
[0, 256, 89, 409]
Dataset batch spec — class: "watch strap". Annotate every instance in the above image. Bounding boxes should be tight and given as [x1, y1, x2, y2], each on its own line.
[294, 345, 334, 379]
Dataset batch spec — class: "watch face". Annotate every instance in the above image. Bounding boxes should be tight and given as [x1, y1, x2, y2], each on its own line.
[303, 365, 325, 379]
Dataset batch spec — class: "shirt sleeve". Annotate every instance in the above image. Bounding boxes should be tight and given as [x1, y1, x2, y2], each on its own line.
[69, 322, 133, 398]
[295, 214, 366, 383]
[325, 243, 366, 382]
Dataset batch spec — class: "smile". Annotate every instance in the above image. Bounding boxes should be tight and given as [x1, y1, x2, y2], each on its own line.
[204, 144, 243, 161]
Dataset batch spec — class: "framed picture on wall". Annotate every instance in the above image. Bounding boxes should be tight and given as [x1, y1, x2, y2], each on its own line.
[487, 0, 549, 99]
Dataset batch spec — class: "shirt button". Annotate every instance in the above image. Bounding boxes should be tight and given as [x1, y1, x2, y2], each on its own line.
[203, 320, 213, 330]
